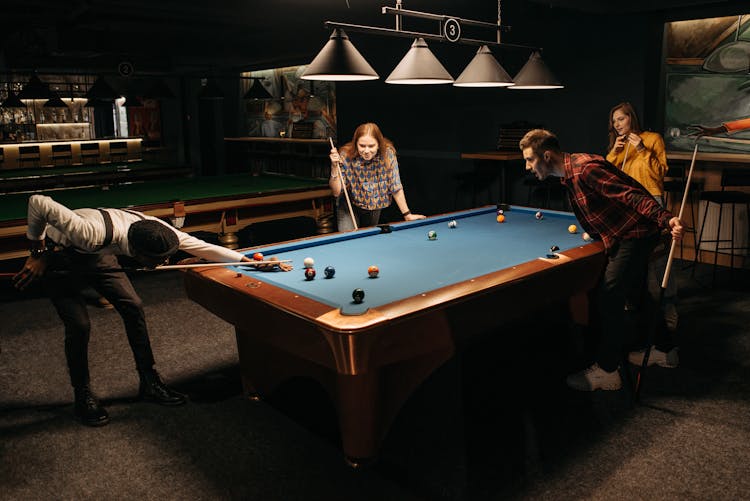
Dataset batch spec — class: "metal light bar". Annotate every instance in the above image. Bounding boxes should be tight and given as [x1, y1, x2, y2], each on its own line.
[323, 21, 535, 51]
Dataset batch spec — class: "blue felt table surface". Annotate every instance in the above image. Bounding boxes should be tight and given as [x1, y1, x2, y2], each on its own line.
[231, 206, 590, 315]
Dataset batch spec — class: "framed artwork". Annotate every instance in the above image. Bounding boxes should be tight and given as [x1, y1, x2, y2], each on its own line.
[241, 65, 336, 140]
[663, 14, 750, 153]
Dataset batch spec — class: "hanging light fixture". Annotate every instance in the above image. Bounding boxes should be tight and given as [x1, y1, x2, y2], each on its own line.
[43, 90, 69, 108]
[454, 45, 513, 87]
[385, 38, 453, 85]
[18, 75, 50, 99]
[243, 79, 274, 100]
[304, 1, 561, 89]
[86, 76, 120, 101]
[301, 28, 379, 81]
[1, 90, 25, 108]
[510, 51, 564, 90]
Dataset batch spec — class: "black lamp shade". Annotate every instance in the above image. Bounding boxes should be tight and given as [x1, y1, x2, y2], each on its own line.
[510, 51, 564, 90]
[301, 28, 379, 81]
[454, 45, 514, 87]
[1, 92, 26, 108]
[243, 80, 274, 100]
[44, 91, 69, 108]
[18, 75, 50, 99]
[86, 77, 121, 100]
[385, 38, 453, 85]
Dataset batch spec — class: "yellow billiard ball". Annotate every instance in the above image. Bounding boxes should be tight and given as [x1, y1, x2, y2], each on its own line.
[496, 214, 505, 223]
[568, 224, 577, 234]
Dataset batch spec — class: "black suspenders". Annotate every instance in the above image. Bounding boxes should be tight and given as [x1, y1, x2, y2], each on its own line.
[93, 209, 114, 251]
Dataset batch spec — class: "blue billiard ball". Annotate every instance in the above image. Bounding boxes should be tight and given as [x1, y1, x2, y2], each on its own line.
[352, 288, 365, 303]
[304, 267, 316, 280]
[324, 266, 336, 279]
[448, 220, 457, 228]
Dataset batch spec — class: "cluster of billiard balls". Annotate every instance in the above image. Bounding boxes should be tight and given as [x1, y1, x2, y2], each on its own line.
[301, 256, 376, 304]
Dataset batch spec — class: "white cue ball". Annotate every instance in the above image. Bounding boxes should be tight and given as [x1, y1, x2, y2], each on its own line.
[303, 257, 315, 268]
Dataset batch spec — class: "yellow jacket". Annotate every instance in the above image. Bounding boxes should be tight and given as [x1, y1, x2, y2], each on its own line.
[606, 131, 668, 196]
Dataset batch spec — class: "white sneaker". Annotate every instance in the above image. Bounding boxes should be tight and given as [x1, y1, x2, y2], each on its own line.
[628, 346, 679, 368]
[566, 363, 622, 391]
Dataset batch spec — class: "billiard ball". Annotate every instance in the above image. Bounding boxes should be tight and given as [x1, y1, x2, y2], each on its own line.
[324, 266, 336, 279]
[535, 211, 543, 220]
[496, 214, 505, 223]
[303, 256, 315, 268]
[496, 209, 504, 216]
[368, 265, 379, 278]
[428, 230, 437, 240]
[568, 224, 577, 234]
[352, 288, 365, 303]
[304, 267, 316, 280]
[252, 252, 264, 261]
[582, 232, 593, 242]
[448, 220, 457, 228]
[550, 245, 560, 252]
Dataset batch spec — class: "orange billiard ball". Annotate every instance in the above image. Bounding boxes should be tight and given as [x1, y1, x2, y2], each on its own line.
[368, 265, 379, 278]
[252, 252, 264, 261]
[496, 214, 506, 223]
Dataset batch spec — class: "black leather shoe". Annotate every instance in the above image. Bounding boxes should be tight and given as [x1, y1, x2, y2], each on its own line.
[74, 386, 110, 427]
[138, 370, 187, 406]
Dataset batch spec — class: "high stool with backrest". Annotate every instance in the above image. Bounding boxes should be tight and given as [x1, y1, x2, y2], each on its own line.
[662, 164, 703, 260]
[18, 145, 41, 168]
[51, 144, 73, 166]
[80, 142, 101, 164]
[693, 168, 750, 286]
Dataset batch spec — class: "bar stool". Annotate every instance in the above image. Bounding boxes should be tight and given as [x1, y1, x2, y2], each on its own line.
[80, 143, 101, 164]
[662, 165, 703, 258]
[51, 144, 73, 166]
[693, 168, 750, 285]
[18, 145, 41, 168]
[109, 141, 128, 164]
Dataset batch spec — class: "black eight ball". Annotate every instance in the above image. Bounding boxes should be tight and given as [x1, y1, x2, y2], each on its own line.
[352, 288, 365, 304]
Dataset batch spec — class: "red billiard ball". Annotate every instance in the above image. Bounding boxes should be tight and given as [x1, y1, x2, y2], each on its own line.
[252, 252, 264, 261]
[368, 265, 379, 278]
[304, 267, 316, 280]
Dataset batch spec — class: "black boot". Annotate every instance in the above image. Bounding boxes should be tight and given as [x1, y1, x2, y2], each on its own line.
[74, 386, 110, 426]
[138, 370, 187, 406]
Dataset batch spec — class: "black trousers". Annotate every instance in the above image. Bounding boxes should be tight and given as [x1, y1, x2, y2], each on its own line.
[44, 250, 155, 388]
[595, 233, 660, 372]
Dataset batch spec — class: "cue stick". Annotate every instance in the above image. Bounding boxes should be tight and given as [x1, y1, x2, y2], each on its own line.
[634, 141, 700, 403]
[151, 260, 291, 270]
[699, 135, 750, 145]
[328, 137, 358, 230]
[0, 260, 292, 279]
[621, 140, 631, 170]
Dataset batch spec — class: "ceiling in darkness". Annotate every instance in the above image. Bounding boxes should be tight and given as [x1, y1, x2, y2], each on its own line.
[0, 0, 741, 77]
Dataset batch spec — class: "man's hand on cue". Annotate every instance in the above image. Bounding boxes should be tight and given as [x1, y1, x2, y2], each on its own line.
[254, 256, 293, 272]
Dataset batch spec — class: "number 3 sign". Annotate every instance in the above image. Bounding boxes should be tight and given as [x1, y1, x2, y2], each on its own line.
[443, 18, 461, 43]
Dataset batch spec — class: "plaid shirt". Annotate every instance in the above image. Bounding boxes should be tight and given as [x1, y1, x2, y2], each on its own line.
[560, 153, 673, 252]
[340, 146, 403, 210]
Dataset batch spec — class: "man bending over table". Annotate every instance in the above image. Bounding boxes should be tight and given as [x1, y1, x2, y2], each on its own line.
[13, 194, 289, 426]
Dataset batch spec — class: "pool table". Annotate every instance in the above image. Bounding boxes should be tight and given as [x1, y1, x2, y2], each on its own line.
[0, 172, 333, 260]
[183, 206, 606, 463]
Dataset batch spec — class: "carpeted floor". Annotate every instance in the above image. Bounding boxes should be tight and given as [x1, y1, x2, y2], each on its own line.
[1, 260, 748, 500]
